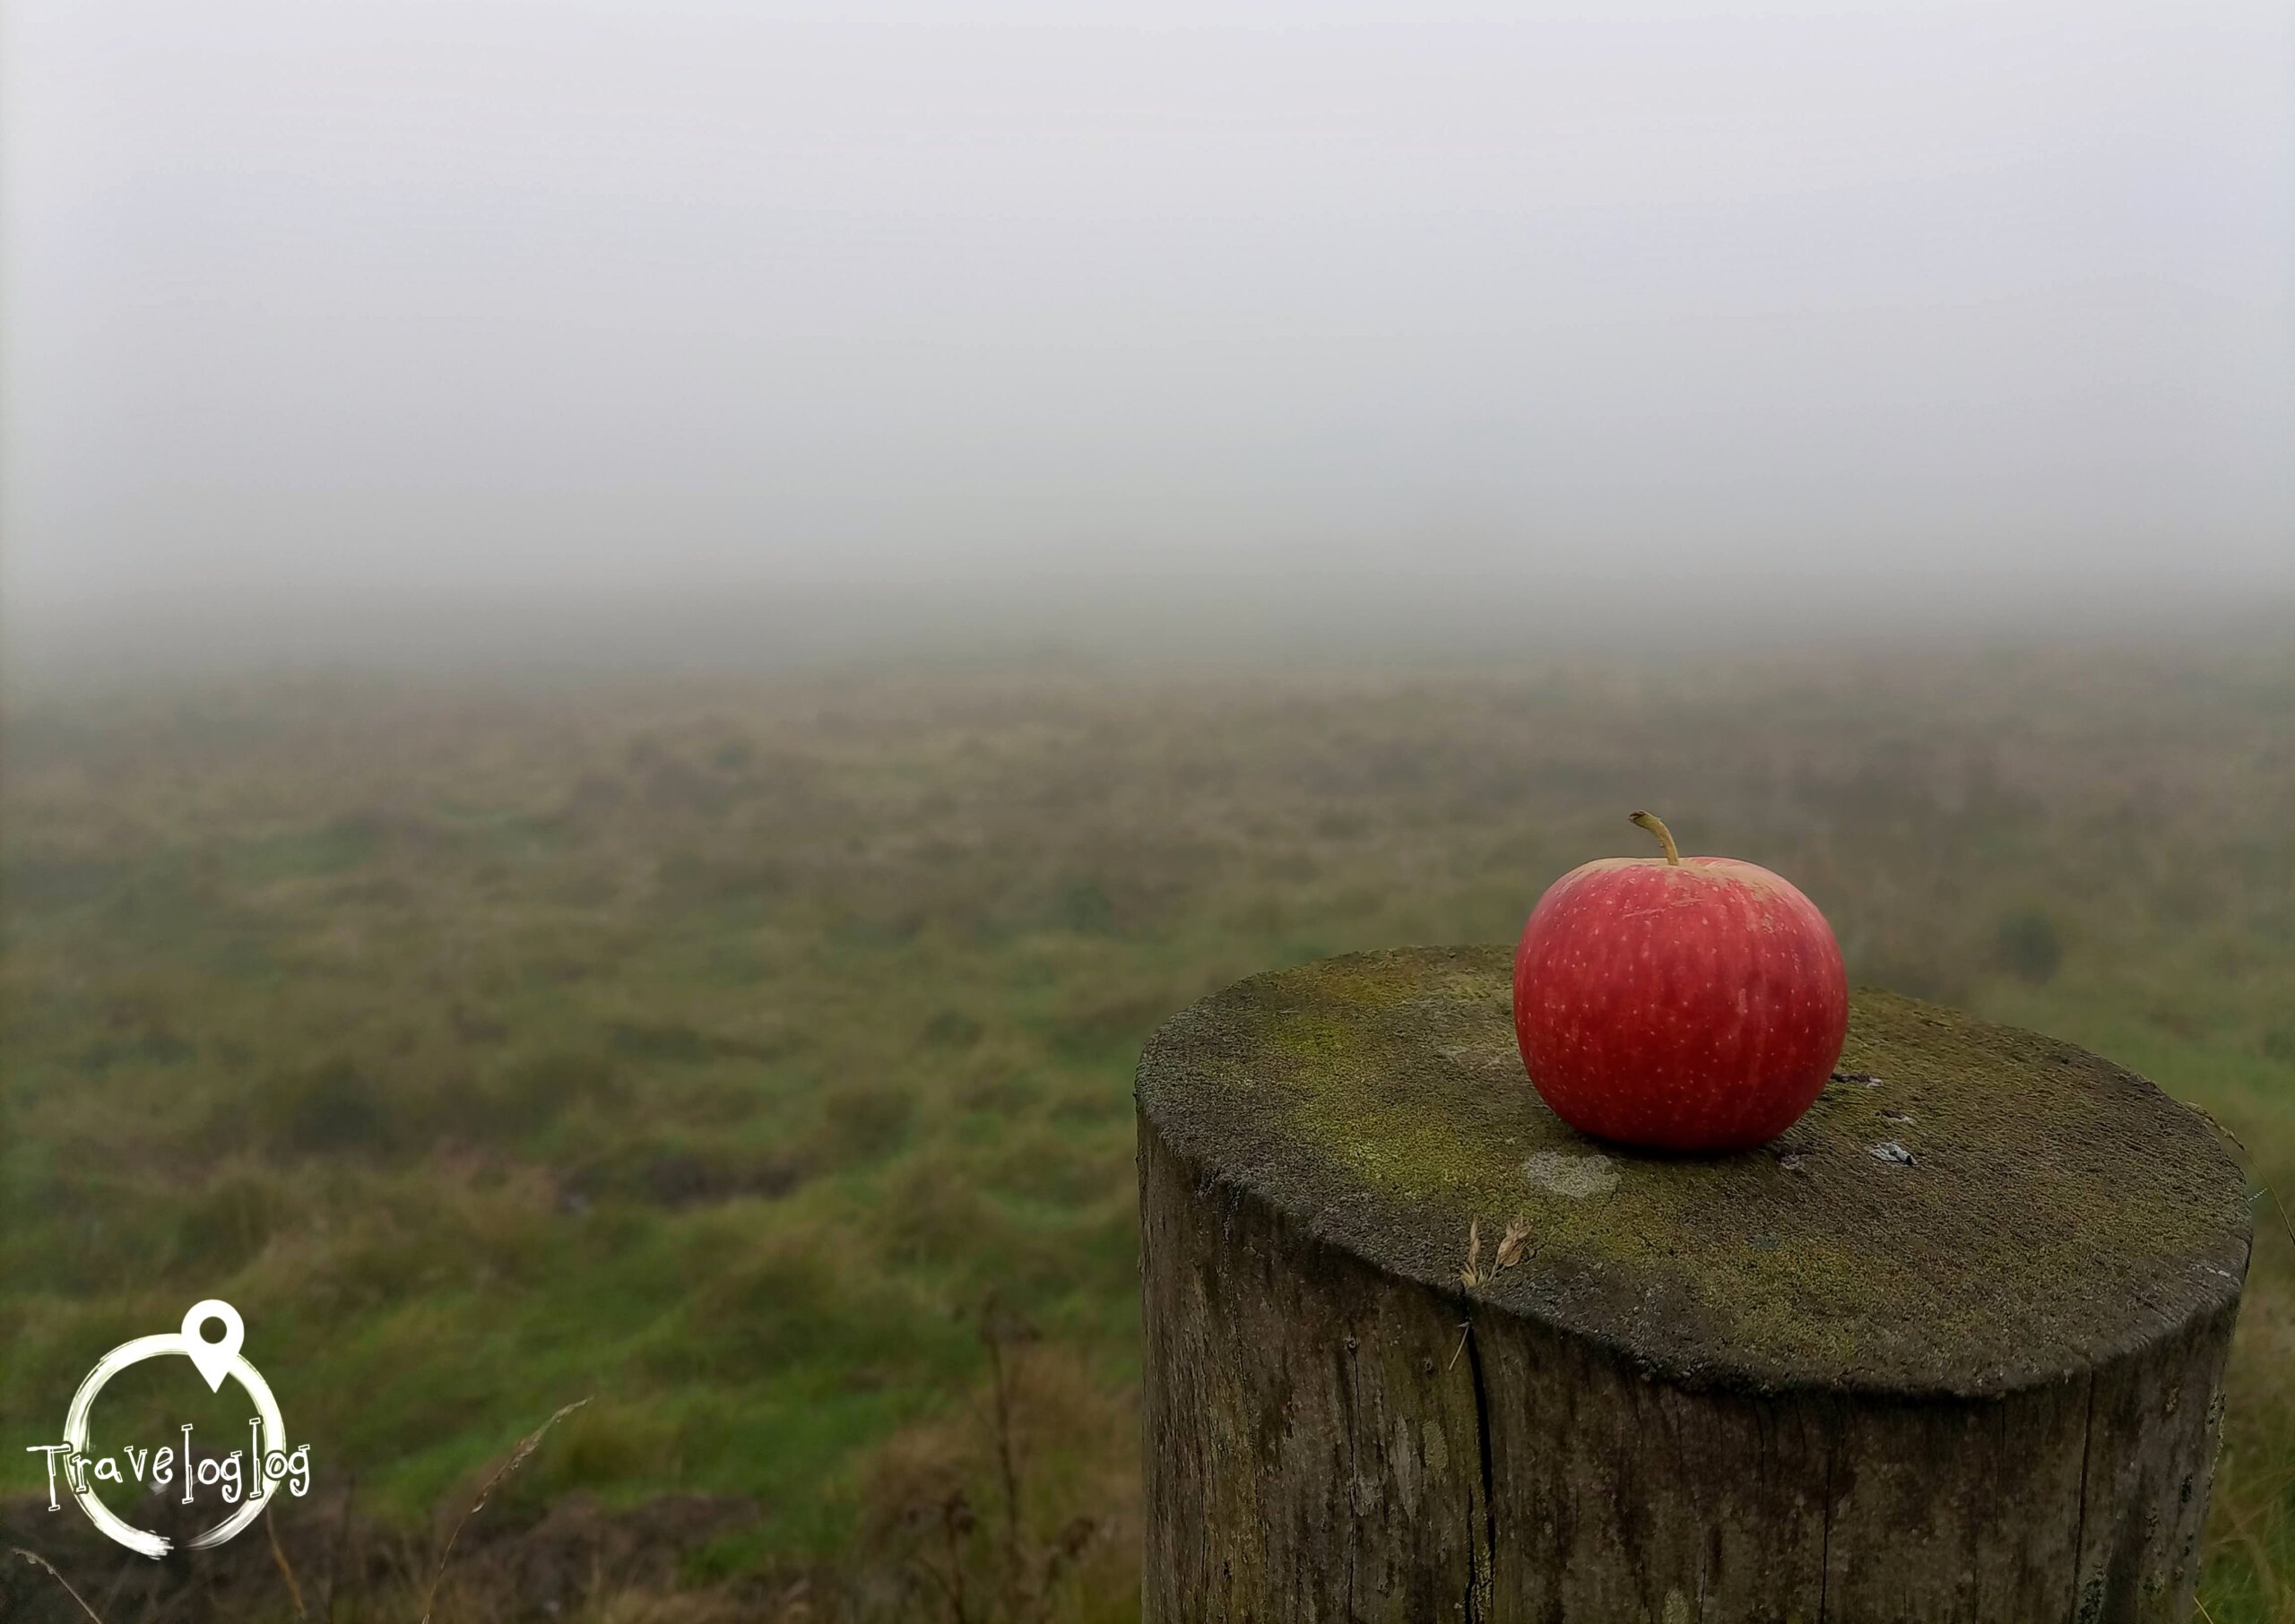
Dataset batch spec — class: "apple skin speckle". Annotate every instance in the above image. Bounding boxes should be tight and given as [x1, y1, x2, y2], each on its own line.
[1511, 853, 1849, 1153]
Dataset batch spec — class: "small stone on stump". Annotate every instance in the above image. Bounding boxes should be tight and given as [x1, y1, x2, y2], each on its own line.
[1136, 946, 2251, 1623]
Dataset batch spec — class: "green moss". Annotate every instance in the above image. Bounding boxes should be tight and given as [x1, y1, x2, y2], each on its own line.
[1139, 946, 2253, 1395]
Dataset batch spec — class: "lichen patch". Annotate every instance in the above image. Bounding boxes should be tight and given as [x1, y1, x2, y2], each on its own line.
[1525, 1150, 1619, 1199]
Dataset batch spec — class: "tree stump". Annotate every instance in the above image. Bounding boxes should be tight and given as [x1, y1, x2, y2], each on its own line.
[1137, 946, 2252, 1624]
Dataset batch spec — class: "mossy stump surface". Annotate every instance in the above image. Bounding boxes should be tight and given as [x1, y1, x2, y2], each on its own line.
[1136, 946, 2251, 1624]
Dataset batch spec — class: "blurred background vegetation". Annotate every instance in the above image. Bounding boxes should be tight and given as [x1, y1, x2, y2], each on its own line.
[3, 635, 2291, 1620]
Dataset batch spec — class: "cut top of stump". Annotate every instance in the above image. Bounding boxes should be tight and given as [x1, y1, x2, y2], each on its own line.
[1136, 945, 2252, 1397]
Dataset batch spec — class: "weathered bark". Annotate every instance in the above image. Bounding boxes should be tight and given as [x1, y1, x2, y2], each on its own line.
[1138, 946, 2251, 1624]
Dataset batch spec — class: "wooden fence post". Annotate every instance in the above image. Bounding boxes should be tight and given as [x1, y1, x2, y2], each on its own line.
[1137, 946, 2251, 1623]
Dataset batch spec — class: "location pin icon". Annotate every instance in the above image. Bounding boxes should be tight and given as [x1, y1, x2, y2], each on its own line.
[182, 1300, 244, 1393]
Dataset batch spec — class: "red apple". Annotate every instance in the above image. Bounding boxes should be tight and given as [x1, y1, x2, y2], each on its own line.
[1511, 811, 1848, 1153]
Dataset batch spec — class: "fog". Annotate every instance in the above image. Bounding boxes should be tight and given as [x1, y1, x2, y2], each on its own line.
[4, 0, 2290, 678]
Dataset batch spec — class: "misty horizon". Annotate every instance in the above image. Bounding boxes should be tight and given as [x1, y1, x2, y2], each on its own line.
[4, 0, 2290, 681]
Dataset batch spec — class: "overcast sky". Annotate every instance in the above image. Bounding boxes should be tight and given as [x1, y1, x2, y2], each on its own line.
[4, 1, 2290, 671]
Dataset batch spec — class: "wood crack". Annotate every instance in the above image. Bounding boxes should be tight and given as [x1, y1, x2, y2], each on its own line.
[2067, 1371, 2097, 1623]
[1463, 1316, 1499, 1624]
[1344, 1334, 1360, 1624]
[1817, 1412, 1834, 1624]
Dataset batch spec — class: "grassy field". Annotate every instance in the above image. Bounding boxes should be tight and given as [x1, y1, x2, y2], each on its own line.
[3, 639, 2291, 1621]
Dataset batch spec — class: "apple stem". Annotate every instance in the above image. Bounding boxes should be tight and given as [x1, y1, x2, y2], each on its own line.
[1629, 810, 1683, 865]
